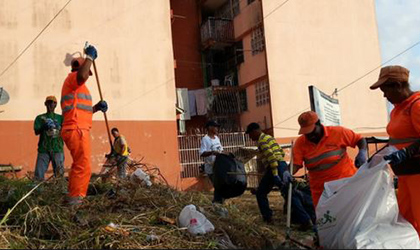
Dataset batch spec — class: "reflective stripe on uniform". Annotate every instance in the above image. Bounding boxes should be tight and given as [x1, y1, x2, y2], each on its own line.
[77, 93, 92, 101]
[76, 104, 93, 112]
[304, 148, 346, 172]
[62, 105, 74, 113]
[61, 94, 75, 103]
[308, 162, 340, 172]
[389, 137, 420, 145]
[304, 148, 346, 165]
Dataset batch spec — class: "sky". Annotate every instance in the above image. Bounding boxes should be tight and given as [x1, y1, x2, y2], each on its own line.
[375, 0, 420, 91]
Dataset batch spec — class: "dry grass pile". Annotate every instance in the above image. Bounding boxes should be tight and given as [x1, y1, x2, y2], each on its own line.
[0, 175, 312, 249]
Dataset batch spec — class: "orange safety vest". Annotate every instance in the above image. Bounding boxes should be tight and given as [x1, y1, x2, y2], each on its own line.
[388, 94, 420, 149]
[61, 72, 93, 130]
[387, 92, 420, 175]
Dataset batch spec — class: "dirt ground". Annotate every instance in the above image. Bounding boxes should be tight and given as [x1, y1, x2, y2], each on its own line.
[216, 190, 316, 248]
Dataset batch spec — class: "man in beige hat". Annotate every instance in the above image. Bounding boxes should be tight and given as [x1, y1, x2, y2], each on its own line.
[371, 65, 420, 236]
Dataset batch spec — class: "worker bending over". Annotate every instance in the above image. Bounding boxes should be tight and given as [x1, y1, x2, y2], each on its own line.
[292, 111, 367, 207]
[246, 123, 291, 223]
[107, 127, 131, 179]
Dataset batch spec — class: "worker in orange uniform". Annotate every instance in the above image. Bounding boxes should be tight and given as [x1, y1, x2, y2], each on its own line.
[292, 111, 368, 207]
[61, 44, 108, 205]
[371, 65, 420, 236]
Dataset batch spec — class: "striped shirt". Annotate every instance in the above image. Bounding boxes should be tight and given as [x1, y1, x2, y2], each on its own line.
[257, 133, 285, 176]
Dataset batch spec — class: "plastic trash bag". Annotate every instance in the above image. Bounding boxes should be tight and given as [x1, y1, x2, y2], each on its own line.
[213, 154, 247, 199]
[130, 169, 152, 187]
[316, 146, 420, 249]
[179, 205, 215, 235]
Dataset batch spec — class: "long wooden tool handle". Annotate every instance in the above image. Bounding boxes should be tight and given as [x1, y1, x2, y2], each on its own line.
[286, 141, 294, 231]
[92, 60, 113, 150]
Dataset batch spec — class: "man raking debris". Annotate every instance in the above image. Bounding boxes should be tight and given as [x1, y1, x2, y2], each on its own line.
[60, 43, 108, 206]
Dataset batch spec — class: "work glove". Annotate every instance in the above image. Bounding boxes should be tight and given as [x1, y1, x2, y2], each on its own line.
[384, 148, 408, 166]
[282, 171, 293, 185]
[43, 118, 56, 130]
[53, 120, 61, 130]
[84, 45, 98, 61]
[94, 100, 108, 113]
[273, 175, 283, 187]
[355, 149, 368, 168]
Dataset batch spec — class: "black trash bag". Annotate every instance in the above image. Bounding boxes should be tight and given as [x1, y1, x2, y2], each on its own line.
[213, 153, 247, 199]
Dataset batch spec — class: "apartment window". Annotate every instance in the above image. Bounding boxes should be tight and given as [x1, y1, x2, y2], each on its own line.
[232, 0, 240, 17]
[251, 27, 265, 55]
[255, 80, 269, 107]
[248, 0, 256, 4]
[239, 89, 248, 112]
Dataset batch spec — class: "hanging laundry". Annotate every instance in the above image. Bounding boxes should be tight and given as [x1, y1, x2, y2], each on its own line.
[176, 88, 190, 120]
[188, 90, 197, 117]
[178, 120, 186, 134]
[194, 89, 207, 116]
[206, 87, 214, 111]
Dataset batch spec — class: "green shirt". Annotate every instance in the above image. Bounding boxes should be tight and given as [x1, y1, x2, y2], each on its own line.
[34, 113, 64, 153]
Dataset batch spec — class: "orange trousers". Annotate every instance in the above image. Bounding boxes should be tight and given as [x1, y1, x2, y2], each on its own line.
[398, 175, 420, 236]
[62, 129, 92, 198]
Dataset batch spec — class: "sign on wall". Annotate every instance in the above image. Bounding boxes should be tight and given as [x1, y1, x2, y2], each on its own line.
[309, 86, 341, 126]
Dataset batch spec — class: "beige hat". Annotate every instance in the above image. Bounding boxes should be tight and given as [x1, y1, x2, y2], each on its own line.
[370, 65, 409, 90]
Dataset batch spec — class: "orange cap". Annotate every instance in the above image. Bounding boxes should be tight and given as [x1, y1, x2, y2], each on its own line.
[370, 65, 409, 90]
[298, 111, 319, 135]
[45, 96, 57, 103]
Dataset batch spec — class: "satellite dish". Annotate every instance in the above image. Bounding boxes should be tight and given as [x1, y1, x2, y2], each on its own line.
[0, 87, 10, 105]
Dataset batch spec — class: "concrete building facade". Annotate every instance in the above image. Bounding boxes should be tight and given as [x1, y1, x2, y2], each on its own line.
[0, 0, 182, 187]
[0, 0, 387, 189]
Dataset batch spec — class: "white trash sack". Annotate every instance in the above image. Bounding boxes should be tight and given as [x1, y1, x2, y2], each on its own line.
[316, 146, 420, 249]
[179, 204, 215, 235]
[130, 169, 152, 187]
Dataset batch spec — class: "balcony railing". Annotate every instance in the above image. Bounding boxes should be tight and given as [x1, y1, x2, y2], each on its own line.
[201, 17, 234, 45]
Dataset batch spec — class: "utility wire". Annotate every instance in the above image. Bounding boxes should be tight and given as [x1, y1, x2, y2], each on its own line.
[263, 0, 291, 20]
[335, 40, 420, 94]
[0, 0, 73, 79]
[273, 107, 310, 128]
[273, 38, 420, 128]
[0, 0, 290, 114]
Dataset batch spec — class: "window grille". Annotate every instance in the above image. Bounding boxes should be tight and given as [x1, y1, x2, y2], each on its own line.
[255, 80, 270, 107]
[251, 27, 265, 55]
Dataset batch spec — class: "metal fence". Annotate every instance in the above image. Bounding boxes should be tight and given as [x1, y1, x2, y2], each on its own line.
[178, 131, 255, 178]
[177, 131, 294, 188]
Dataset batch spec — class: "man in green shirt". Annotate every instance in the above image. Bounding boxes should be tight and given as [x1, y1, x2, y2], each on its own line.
[33, 96, 64, 180]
